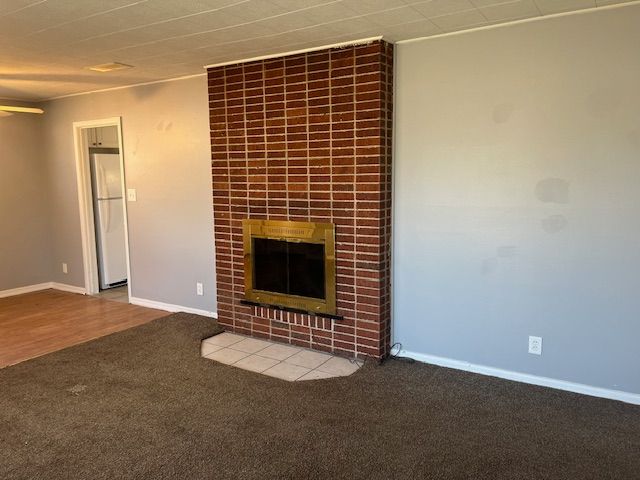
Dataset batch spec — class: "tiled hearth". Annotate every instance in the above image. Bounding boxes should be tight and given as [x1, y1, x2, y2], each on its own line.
[201, 332, 363, 381]
[208, 39, 393, 360]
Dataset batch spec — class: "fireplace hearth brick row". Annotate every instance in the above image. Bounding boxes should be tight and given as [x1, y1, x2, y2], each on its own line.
[208, 40, 393, 360]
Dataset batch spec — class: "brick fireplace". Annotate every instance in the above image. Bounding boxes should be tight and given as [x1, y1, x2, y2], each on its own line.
[208, 40, 393, 360]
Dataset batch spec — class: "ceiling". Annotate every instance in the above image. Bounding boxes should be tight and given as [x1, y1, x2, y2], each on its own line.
[0, 0, 635, 101]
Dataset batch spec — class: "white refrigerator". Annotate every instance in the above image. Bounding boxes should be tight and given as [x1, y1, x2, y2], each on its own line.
[91, 153, 128, 289]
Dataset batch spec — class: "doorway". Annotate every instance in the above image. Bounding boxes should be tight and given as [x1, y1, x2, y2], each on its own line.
[73, 118, 131, 301]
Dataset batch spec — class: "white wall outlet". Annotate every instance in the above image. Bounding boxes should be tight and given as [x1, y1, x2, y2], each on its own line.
[127, 188, 137, 202]
[196, 282, 204, 296]
[62, 263, 68, 274]
[528, 336, 543, 355]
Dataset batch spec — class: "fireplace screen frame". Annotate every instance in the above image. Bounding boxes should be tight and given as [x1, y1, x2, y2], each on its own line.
[242, 219, 336, 315]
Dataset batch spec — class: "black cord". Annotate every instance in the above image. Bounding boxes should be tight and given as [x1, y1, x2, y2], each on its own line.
[386, 342, 415, 364]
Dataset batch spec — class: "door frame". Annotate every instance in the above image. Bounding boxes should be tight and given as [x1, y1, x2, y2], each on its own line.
[72, 117, 132, 298]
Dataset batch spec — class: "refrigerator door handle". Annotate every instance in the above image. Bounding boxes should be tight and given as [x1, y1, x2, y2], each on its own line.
[98, 200, 108, 234]
[105, 200, 111, 232]
[99, 163, 108, 199]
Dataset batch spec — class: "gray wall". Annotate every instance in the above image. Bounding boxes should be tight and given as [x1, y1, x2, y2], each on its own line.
[0, 107, 52, 290]
[394, 5, 640, 394]
[41, 75, 216, 312]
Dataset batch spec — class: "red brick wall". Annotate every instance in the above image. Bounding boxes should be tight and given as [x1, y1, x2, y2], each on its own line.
[208, 40, 393, 360]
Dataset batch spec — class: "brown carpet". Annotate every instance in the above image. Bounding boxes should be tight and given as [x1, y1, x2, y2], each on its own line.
[0, 314, 637, 480]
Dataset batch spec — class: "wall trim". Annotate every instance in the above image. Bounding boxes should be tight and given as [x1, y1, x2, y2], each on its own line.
[203, 36, 383, 69]
[71, 117, 132, 299]
[396, 0, 640, 45]
[0, 283, 216, 319]
[0, 282, 87, 298]
[0, 283, 52, 298]
[43, 37, 382, 102]
[50, 282, 87, 295]
[399, 349, 640, 406]
[129, 296, 218, 319]
[45, 73, 206, 102]
[28, 1, 640, 102]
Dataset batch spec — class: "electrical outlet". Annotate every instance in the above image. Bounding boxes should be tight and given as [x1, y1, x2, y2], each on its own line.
[196, 282, 204, 296]
[62, 263, 68, 274]
[528, 336, 542, 355]
[127, 188, 137, 202]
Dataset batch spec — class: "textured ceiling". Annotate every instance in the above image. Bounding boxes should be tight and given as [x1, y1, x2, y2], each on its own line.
[0, 0, 636, 101]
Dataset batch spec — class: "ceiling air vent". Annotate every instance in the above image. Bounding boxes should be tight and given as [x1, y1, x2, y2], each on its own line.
[87, 62, 133, 73]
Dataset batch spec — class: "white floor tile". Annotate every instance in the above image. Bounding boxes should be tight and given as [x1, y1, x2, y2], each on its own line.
[262, 362, 311, 381]
[297, 369, 338, 381]
[201, 342, 224, 357]
[202, 335, 363, 381]
[316, 356, 362, 376]
[229, 337, 273, 354]
[204, 347, 250, 365]
[284, 349, 332, 369]
[233, 354, 281, 373]
[203, 332, 245, 347]
[257, 343, 301, 361]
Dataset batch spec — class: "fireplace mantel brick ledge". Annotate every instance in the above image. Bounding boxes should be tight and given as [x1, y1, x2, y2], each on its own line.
[208, 40, 393, 360]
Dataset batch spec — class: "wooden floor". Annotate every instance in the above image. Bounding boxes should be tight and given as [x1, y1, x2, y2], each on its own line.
[0, 289, 166, 368]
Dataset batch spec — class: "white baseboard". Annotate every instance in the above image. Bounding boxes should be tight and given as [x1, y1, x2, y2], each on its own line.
[399, 349, 640, 406]
[50, 282, 87, 294]
[0, 282, 86, 298]
[129, 296, 218, 319]
[0, 282, 52, 298]
[0, 284, 216, 321]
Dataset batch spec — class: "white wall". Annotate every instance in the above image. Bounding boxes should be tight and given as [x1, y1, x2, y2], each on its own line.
[41, 75, 216, 313]
[0, 107, 52, 291]
[394, 5, 640, 395]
